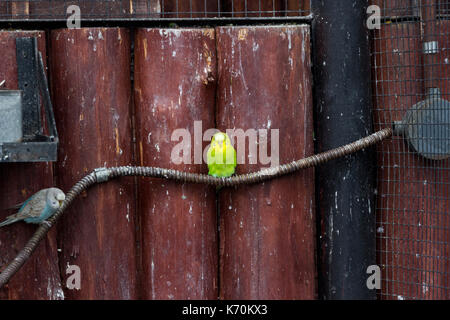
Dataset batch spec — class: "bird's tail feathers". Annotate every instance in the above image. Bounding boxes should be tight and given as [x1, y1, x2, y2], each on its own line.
[0, 215, 20, 228]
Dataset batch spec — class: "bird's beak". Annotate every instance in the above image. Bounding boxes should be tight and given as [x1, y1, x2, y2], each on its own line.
[58, 200, 64, 207]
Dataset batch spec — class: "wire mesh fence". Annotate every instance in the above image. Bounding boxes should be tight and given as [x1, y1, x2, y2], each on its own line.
[371, 0, 449, 300]
[0, 0, 311, 20]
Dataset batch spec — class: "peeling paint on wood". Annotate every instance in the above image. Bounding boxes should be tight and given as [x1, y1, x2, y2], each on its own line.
[50, 28, 137, 299]
[216, 25, 316, 299]
[134, 28, 218, 300]
[0, 30, 63, 300]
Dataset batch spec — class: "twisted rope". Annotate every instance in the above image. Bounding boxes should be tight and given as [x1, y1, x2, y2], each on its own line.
[0, 127, 392, 288]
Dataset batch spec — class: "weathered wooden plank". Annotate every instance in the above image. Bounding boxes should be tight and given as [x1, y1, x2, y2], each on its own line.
[50, 28, 137, 299]
[134, 28, 218, 299]
[0, 30, 63, 300]
[216, 25, 316, 299]
[372, 22, 449, 300]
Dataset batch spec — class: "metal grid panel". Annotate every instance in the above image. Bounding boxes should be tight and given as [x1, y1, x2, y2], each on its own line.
[0, 0, 311, 20]
[371, 0, 449, 300]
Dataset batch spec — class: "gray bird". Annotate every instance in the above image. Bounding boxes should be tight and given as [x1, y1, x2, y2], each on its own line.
[0, 188, 66, 227]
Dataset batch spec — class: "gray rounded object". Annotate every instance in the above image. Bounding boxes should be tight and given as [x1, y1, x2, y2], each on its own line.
[396, 88, 450, 161]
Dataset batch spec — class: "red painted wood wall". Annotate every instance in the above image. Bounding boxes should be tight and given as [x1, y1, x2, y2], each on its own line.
[50, 28, 138, 299]
[0, 31, 63, 299]
[134, 28, 218, 299]
[216, 26, 315, 299]
[1, 0, 449, 301]
[0, 23, 316, 299]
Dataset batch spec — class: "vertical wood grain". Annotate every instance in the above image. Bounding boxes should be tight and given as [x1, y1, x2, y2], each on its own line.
[0, 30, 63, 300]
[216, 25, 316, 299]
[50, 28, 137, 299]
[134, 28, 218, 299]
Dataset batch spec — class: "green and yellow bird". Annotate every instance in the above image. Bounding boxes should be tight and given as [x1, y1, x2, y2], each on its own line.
[207, 132, 237, 178]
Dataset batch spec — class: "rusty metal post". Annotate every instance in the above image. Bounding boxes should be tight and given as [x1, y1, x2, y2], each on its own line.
[216, 25, 316, 299]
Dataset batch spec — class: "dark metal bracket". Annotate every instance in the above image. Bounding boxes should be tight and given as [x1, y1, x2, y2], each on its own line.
[0, 37, 58, 162]
[17, 37, 41, 137]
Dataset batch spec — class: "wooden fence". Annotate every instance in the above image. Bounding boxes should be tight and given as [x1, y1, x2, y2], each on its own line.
[0, 25, 316, 299]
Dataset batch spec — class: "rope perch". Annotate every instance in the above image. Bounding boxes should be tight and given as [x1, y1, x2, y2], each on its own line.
[0, 127, 392, 288]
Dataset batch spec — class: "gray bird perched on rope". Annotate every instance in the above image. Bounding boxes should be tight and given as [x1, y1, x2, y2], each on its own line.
[0, 188, 65, 227]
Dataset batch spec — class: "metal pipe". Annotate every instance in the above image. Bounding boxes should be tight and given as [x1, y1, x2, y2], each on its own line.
[312, 0, 377, 300]
[421, 0, 438, 91]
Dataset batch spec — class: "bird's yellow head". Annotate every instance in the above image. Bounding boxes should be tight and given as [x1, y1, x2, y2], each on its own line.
[211, 132, 232, 148]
